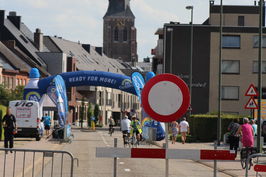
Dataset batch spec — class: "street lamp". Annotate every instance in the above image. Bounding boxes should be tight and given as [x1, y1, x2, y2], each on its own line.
[186, 5, 193, 117]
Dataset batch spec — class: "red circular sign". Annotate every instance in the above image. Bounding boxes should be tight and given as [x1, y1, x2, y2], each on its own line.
[141, 74, 190, 122]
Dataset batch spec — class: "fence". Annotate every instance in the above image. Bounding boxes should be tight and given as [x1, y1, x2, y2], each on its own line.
[245, 153, 266, 177]
[0, 148, 78, 177]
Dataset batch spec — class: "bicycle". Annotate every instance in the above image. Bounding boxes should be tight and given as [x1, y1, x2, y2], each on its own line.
[129, 132, 140, 147]
[109, 126, 114, 136]
[122, 131, 131, 148]
[240, 147, 257, 170]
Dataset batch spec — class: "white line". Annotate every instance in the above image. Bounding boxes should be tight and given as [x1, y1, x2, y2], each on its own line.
[119, 162, 124, 165]
[124, 169, 131, 172]
[99, 132, 109, 146]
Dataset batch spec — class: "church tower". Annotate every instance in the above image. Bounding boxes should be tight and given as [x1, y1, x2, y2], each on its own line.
[103, 0, 138, 63]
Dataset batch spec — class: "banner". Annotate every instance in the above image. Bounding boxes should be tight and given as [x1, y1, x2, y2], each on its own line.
[131, 72, 145, 103]
[47, 75, 68, 127]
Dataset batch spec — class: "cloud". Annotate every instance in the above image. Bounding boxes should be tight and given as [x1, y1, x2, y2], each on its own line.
[17, 0, 48, 8]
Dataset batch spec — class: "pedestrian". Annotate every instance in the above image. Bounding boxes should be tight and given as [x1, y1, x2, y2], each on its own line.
[42, 113, 51, 136]
[236, 117, 254, 148]
[38, 118, 45, 137]
[179, 117, 189, 144]
[250, 119, 257, 136]
[2, 108, 16, 154]
[171, 121, 179, 144]
[227, 119, 240, 156]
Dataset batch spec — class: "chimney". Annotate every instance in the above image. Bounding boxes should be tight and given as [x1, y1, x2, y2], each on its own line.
[82, 44, 91, 53]
[7, 11, 21, 30]
[34, 28, 43, 51]
[95, 47, 102, 56]
[0, 10, 4, 40]
[0, 10, 4, 26]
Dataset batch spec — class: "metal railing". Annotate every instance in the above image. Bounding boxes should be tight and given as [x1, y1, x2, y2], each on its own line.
[0, 148, 78, 177]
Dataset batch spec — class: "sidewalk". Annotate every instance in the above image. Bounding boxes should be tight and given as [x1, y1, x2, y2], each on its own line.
[155, 139, 261, 177]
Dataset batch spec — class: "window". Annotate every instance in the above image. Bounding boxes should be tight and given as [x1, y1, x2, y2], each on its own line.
[253, 36, 266, 48]
[222, 86, 239, 100]
[123, 27, 127, 41]
[252, 61, 266, 73]
[238, 16, 244, 26]
[222, 35, 240, 48]
[222, 60, 240, 74]
[114, 27, 119, 41]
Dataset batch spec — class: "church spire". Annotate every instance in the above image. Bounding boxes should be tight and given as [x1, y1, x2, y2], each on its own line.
[104, 0, 135, 18]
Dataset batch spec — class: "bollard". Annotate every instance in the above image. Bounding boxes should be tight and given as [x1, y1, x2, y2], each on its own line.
[113, 138, 117, 177]
[213, 141, 217, 177]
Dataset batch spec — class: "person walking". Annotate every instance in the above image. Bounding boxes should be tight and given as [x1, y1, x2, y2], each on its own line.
[251, 119, 257, 136]
[42, 113, 51, 136]
[179, 117, 189, 144]
[171, 121, 179, 144]
[237, 117, 254, 148]
[227, 119, 240, 156]
[2, 108, 16, 154]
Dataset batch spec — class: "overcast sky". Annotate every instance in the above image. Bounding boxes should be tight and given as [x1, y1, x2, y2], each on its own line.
[0, 0, 257, 61]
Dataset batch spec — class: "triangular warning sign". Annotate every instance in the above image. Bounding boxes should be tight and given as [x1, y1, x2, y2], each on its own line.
[245, 84, 258, 96]
[245, 97, 258, 109]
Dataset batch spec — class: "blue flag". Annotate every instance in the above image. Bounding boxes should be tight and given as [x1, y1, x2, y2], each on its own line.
[131, 72, 145, 103]
[47, 75, 68, 127]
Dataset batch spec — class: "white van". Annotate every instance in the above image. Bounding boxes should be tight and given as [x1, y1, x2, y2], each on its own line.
[9, 100, 42, 141]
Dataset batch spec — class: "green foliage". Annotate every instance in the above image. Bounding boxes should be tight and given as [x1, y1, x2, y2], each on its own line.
[0, 105, 7, 141]
[0, 84, 24, 106]
[94, 104, 99, 123]
[188, 114, 244, 142]
[87, 103, 93, 127]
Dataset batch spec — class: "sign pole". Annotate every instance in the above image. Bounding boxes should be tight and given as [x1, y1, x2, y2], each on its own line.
[165, 123, 169, 177]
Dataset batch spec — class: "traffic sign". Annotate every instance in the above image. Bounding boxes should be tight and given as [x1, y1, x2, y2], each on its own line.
[141, 74, 190, 122]
[245, 97, 258, 109]
[245, 84, 258, 96]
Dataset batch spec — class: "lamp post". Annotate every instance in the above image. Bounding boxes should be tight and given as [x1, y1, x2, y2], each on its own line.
[257, 0, 264, 153]
[186, 5, 194, 118]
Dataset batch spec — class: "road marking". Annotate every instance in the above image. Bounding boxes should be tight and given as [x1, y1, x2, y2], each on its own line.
[124, 168, 131, 172]
[99, 132, 109, 146]
[119, 162, 124, 165]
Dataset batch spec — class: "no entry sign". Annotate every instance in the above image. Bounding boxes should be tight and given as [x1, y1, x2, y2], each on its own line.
[141, 74, 190, 122]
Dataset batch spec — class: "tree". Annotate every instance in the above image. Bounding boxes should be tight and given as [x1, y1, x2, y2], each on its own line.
[79, 97, 85, 128]
[87, 103, 93, 127]
[0, 84, 9, 106]
[94, 104, 100, 124]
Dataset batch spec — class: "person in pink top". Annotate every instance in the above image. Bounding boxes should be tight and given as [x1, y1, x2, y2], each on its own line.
[237, 117, 254, 147]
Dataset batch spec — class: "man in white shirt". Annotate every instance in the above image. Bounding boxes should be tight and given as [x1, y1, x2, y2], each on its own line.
[121, 115, 131, 145]
[179, 117, 189, 144]
[121, 115, 131, 134]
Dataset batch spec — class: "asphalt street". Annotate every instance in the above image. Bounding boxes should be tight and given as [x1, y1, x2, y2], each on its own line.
[0, 128, 263, 177]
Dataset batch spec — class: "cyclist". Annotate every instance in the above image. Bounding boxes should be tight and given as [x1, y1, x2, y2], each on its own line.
[130, 115, 142, 142]
[237, 117, 254, 148]
[121, 115, 131, 145]
[108, 116, 115, 134]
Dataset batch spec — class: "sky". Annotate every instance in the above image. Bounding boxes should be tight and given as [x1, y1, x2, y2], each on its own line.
[0, 0, 257, 61]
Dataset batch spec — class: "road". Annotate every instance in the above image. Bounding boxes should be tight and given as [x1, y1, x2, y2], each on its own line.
[56, 128, 230, 177]
[0, 128, 261, 177]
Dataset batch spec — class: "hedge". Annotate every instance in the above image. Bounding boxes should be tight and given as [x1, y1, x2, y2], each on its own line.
[0, 105, 7, 141]
[187, 114, 247, 142]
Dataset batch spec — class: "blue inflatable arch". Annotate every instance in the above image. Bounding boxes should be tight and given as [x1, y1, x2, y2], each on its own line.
[37, 71, 137, 96]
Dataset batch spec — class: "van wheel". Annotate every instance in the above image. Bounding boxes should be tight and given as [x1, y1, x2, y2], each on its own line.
[36, 136, 41, 141]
